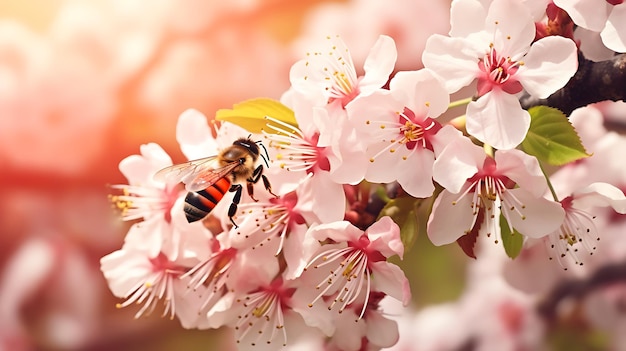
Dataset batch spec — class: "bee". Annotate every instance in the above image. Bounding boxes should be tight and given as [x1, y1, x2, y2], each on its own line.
[155, 137, 276, 228]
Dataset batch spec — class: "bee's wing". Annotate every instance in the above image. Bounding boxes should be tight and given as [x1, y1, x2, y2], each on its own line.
[154, 156, 237, 192]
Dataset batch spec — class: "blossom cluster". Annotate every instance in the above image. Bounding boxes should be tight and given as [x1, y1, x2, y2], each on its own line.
[101, 0, 626, 350]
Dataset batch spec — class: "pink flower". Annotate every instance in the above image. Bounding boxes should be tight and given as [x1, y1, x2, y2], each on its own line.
[109, 143, 203, 260]
[545, 182, 626, 268]
[323, 292, 400, 351]
[347, 68, 465, 197]
[289, 34, 397, 109]
[226, 273, 312, 350]
[110, 143, 179, 222]
[428, 138, 565, 246]
[262, 112, 355, 221]
[100, 248, 188, 320]
[422, 0, 578, 149]
[554, 0, 626, 52]
[300, 217, 411, 322]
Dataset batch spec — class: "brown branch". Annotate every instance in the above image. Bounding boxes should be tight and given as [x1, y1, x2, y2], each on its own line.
[521, 53, 626, 115]
[537, 260, 626, 322]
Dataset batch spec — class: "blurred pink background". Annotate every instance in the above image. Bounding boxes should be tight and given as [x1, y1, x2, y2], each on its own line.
[0, 1, 451, 350]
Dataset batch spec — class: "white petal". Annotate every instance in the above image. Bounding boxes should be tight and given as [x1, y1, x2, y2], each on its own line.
[449, 0, 487, 37]
[370, 261, 412, 306]
[427, 190, 476, 246]
[504, 189, 565, 238]
[422, 35, 481, 94]
[365, 310, 399, 348]
[553, 0, 611, 32]
[495, 149, 547, 198]
[347, 90, 401, 137]
[396, 149, 435, 198]
[518, 36, 579, 98]
[432, 136, 483, 193]
[576, 27, 618, 62]
[359, 35, 398, 94]
[485, 0, 535, 56]
[466, 92, 530, 150]
[365, 144, 408, 184]
[366, 216, 404, 259]
[390, 69, 450, 118]
[119, 143, 171, 186]
[602, 5, 626, 53]
[572, 182, 626, 213]
[175, 109, 218, 160]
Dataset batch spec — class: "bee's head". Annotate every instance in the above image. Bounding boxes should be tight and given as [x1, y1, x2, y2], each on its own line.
[233, 137, 260, 156]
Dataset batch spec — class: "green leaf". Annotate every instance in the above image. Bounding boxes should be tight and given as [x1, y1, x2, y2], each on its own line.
[521, 106, 590, 166]
[378, 196, 420, 252]
[500, 214, 524, 259]
[215, 98, 298, 134]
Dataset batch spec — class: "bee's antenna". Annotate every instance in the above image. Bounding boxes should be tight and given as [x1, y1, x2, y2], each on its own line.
[256, 140, 271, 168]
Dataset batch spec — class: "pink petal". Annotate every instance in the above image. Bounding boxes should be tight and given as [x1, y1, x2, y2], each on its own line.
[175, 108, 218, 160]
[494, 149, 547, 198]
[359, 35, 398, 94]
[308, 220, 363, 243]
[370, 261, 412, 306]
[347, 90, 400, 137]
[602, 5, 626, 52]
[518, 36, 579, 99]
[427, 190, 476, 246]
[365, 310, 400, 348]
[422, 35, 482, 94]
[390, 69, 450, 118]
[397, 149, 436, 198]
[572, 182, 626, 213]
[504, 189, 565, 238]
[119, 143, 171, 186]
[466, 91, 530, 150]
[485, 0, 535, 56]
[449, 0, 487, 38]
[366, 216, 404, 259]
[432, 136, 483, 193]
[295, 172, 346, 224]
[553, 0, 611, 32]
[576, 28, 617, 62]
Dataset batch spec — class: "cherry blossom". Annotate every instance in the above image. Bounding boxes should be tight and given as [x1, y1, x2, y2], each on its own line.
[100, 248, 188, 320]
[347, 68, 464, 197]
[289, 34, 396, 109]
[422, 0, 578, 149]
[545, 182, 626, 269]
[300, 217, 410, 321]
[428, 137, 565, 246]
[553, 0, 626, 52]
[109, 143, 199, 259]
[109, 143, 179, 222]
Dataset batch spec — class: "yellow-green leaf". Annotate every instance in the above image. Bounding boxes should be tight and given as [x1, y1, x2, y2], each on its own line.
[521, 106, 590, 166]
[500, 214, 524, 259]
[215, 98, 298, 134]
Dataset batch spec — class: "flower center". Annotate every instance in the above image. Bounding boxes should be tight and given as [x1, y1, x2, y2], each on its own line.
[305, 244, 371, 320]
[264, 117, 330, 174]
[366, 106, 442, 163]
[453, 158, 523, 243]
[546, 198, 599, 269]
[477, 46, 524, 96]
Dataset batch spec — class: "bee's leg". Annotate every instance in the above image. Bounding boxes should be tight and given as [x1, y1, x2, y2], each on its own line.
[247, 181, 258, 202]
[247, 165, 278, 198]
[246, 165, 264, 201]
[261, 174, 278, 198]
[228, 184, 243, 228]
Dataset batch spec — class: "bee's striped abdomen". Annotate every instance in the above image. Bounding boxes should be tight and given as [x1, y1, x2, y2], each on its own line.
[183, 177, 232, 223]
